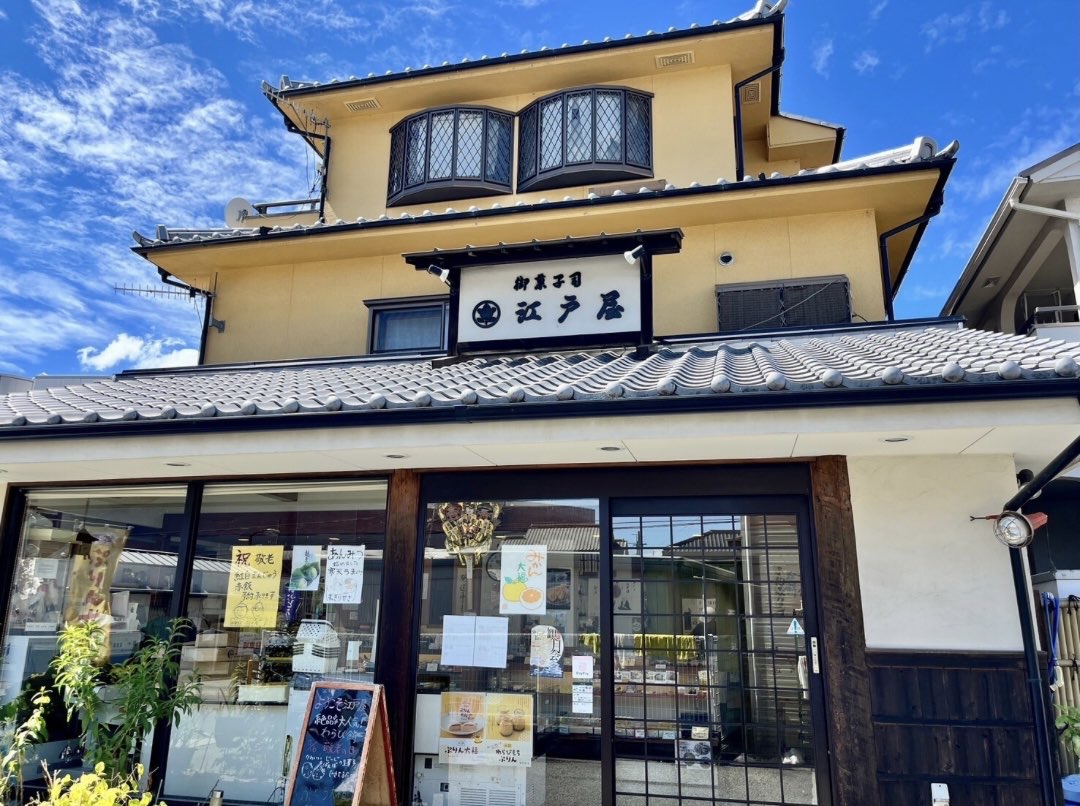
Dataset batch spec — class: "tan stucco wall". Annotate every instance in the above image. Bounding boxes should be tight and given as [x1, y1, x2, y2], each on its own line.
[202, 207, 884, 364]
[322, 65, 738, 223]
[848, 454, 1023, 651]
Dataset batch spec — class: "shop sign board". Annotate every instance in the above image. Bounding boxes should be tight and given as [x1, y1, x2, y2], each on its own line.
[456, 255, 643, 352]
[285, 681, 396, 806]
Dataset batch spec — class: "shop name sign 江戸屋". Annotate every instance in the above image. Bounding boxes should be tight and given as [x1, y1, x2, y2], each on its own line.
[456, 254, 643, 350]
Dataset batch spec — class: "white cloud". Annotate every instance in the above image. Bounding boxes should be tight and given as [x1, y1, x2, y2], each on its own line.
[812, 39, 834, 77]
[869, 1, 888, 20]
[852, 50, 880, 74]
[922, 2, 1009, 51]
[78, 333, 198, 372]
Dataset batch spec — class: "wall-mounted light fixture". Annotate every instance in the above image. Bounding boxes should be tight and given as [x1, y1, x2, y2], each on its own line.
[970, 510, 1049, 548]
[426, 265, 451, 286]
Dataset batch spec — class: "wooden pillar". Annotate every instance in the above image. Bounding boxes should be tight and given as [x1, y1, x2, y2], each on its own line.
[375, 469, 422, 801]
[809, 456, 879, 806]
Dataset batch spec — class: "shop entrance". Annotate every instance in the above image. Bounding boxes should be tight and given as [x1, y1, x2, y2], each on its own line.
[411, 474, 832, 806]
[607, 498, 829, 805]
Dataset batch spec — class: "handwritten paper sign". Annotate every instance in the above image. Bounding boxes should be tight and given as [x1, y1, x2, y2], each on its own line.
[499, 544, 547, 615]
[438, 692, 533, 767]
[225, 545, 282, 628]
[572, 684, 594, 714]
[285, 682, 396, 806]
[324, 545, 365, 604]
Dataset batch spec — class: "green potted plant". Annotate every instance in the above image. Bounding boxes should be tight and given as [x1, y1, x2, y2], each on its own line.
[51, 619, 202, 779]
[1056, 704, 1080, 804]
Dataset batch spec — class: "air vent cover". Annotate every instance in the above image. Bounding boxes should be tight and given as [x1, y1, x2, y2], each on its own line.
[716, 275, 851, 332]
[655, 51, 695, 68]
[740, 81, 761, 104]
[344, 98, 380, 112]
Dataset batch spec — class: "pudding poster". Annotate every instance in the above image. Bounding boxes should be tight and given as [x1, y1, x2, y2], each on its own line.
[438, 692, 533, 766]
[499, 544, 547, 615]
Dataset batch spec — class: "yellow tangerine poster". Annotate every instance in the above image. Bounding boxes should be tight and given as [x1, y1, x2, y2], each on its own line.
[224, 545, 283, 628]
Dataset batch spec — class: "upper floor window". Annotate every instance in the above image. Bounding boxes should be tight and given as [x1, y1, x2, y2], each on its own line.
[517, 86, 653, 193]
[366, 295, 448, 354]
[387, 107, 513, 207]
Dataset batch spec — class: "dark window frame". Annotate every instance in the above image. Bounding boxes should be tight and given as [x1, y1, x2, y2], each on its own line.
[364, 294, 450, 355]
[517, 86, 654, 193]
[387, 105, 513, 207]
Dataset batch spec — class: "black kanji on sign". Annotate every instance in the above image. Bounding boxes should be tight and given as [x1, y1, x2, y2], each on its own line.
[558, 295, 581, 324]
[534, 273, 547, 291]
[596, 290, 624, 321]
[472, 300, 501, 329]
[570, 272, 583, 288]
[552, 274, 565, 288]
[513, 276, 530, 291]
[516, 301, 542, 323]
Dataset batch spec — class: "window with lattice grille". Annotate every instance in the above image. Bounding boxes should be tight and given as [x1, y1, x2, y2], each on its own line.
[715, 276, 852, 333]
[517, 86, 653, 193]
[387, 107, 513, 206]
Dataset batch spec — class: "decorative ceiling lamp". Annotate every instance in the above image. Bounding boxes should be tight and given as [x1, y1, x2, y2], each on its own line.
[438, 502, 502, 603]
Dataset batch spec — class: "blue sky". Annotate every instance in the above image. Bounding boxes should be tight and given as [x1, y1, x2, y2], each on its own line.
[0, 0, 1076, 377]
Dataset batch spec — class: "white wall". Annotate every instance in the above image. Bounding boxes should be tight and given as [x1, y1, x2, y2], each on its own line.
[848, 454, 1023, 651]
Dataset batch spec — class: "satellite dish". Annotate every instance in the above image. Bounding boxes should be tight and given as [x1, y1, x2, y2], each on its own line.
[225, 197, 259, 228]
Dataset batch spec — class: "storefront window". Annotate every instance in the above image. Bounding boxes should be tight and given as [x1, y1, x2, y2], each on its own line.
[162, 480, 388, 804]
[412, 498, 602, 806]
[0, 486, 188, 787]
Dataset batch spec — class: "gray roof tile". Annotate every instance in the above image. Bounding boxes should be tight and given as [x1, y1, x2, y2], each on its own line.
[1, 322, 1078, 434]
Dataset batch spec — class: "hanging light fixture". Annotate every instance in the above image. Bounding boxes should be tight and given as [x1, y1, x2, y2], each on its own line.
[991, 510, 1048, 548]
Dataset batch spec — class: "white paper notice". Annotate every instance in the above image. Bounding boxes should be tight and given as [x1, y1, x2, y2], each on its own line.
[441, 615, 478, 667]
[440, 616, 509, 668]
[33, 558, 59, 579]
[572, 684, 593, 714]
[323, 545, 365, 604]
[472, 617, 509, 669]
[572, 655, 594, 680]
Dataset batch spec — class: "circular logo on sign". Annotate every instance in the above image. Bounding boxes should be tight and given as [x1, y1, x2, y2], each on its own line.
[472, 300, 501, 329]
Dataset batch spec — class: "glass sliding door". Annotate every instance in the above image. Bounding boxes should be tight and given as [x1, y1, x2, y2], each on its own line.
[610, 502, 826, 806]
[412, 498, 603, 806]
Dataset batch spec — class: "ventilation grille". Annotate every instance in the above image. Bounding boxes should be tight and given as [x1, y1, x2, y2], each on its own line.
[655, 51, 695, 68]
[457, 787, 518, 806]
[740, 81, 762, 104]
[716, 275, 851, 332]
[344, 97, 380, 112]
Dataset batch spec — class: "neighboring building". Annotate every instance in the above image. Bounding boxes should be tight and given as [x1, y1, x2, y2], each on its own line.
[0, 5, 1075, 805]
[944, 142, 1080, 340]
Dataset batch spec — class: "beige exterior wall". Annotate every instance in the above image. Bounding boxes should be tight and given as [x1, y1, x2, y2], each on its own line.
[203, 207, 883, 364]
[322, 65, 739, 223]
[848, 454, 1023, 652]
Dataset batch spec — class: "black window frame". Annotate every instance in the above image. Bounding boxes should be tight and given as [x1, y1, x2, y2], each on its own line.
[365, 294, 450, 355]
[517, 85, 654, 193]
[387, 106, 514, 207]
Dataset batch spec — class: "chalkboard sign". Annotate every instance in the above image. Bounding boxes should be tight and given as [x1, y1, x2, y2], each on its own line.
[285, 682, 396, 806]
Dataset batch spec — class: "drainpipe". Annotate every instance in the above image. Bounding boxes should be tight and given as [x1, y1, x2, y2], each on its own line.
[733, 56, 784, 183]
[878, 214, 934, 322]
[1001, 430, 1080, 805]
[157, 268, 215, 365]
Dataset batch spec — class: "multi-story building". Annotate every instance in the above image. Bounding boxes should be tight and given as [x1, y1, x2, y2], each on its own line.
[0, 4, 1074, 804]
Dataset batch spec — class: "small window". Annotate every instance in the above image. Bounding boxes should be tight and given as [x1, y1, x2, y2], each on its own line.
[387, 106, 513, 207]
[366, 296, 448, 354]
[517, 86, 653, 193]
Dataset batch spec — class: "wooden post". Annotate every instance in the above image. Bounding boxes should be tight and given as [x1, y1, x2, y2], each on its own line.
[376, 470, 421, 801]
[809, 456, 880, 805]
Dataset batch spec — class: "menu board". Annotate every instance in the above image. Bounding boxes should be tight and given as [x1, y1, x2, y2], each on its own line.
[285, 682, 396, 806]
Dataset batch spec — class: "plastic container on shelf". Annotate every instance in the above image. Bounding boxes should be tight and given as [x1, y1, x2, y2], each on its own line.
[292, 619, 341, 673]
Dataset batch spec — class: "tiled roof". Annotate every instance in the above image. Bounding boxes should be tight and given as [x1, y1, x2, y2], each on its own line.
[1, 322, 1078, 432]
[131, 138, 957, 249]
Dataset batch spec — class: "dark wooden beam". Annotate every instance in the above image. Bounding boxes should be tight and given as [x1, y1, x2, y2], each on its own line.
[375, 469, 422, 801]
[810, 456, 879, 805]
